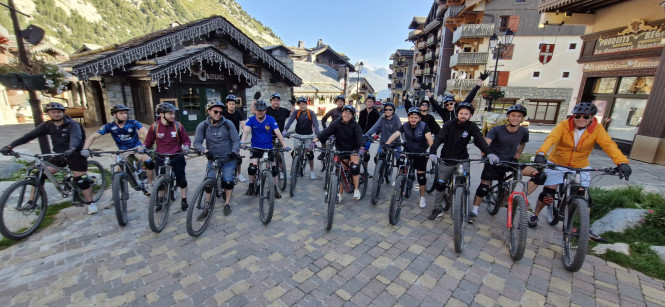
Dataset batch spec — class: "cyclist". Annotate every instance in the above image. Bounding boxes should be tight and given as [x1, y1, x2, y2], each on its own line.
[312, 105, 365, 201]
[359, 94, 381, 134]
[363, 101, 402, 165]
[0, 102, 98, 214]
[240, 99, 290, 199]
[429, 71, 490, 124]
[222, 94, 247, 183]
[427, 102, 499, 220]
[468, 104, 530, 224]
[140, 102, 192, 211]
[529, 102, 631, 242]
[318, 94, 346, 160]
[193, 100, 240, 217]
[283, 97, 320, 180]
[404, 90, 441, 137]
[385, 107, 434, 208]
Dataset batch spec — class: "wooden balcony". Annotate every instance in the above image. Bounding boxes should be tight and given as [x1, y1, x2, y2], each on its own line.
[449, 52, 489, 67]
[446, 0, 463, 5]
[424, 67, 431, 75]
[427, 36, 436, 46]
[408, 29, 422, 40]
[465, 0, 481, 9]
[425, 52, 433, 61]
[452, 24, 495, 44]
[414, 68, 423, 76]
[446, 79, 480, 91]
[436, 3, 446, 17]
[415, 54, 424, 63]
[417, 41, 426, 50]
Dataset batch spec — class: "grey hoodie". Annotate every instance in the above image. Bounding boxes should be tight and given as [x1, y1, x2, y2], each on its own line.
[363, 114, 402, 144]
[193, 117, 240, 159]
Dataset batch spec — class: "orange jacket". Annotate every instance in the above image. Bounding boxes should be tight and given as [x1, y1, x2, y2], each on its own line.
[537, 117, 629, 168]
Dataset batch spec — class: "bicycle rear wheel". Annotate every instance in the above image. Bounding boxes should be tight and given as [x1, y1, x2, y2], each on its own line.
[358, 162, 369, 199]
[111, 172, 129, 226]
[0, 178, 47, 240]
[389, 175, 406, 226]
[453, 185, 467, 253]
[84, 160, 107, 202]
[259, 170, 274, 224]
[371, 160, 385, 205]
[289, 156, 300, 197]
[425, 159, 438, 193]
[326, 173, 340, 231]
[148, 176, 171, 233]
[187, 179, 216, 237]
[276, 152, 287, 191]
[509, 194, 528, 261]
[562, 197, 590, 272]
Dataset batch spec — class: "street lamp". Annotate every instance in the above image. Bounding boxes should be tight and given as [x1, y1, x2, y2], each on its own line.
[487, 28, 514, 112]
[356, 61, 364, 104]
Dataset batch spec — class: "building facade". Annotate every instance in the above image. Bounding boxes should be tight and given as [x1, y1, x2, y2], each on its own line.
[388, 49, 414, 107]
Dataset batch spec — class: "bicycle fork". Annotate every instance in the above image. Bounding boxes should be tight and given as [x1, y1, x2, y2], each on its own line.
[506, 191, 528, 228]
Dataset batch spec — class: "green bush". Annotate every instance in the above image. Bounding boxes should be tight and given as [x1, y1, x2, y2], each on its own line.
[589, 186, 663, 224]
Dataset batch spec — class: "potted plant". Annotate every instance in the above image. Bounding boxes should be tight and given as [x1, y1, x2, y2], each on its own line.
[0, 57, 71, 93]
[479, 86, 505, 101]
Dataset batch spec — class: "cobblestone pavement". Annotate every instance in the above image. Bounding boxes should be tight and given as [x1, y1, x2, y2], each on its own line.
[0, 124, 664, 306]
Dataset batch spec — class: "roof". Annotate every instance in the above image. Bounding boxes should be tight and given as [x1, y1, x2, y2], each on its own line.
[61, 16, 301, 86]
[292, 61, 343, 94]
[286, 43, 356, 72]
[348, 77, 375, 94]
[408, 17, 427, 29]
[396, 49, 414, 57]
[538, 0, 626, 13]
[264, 45, 295, 55]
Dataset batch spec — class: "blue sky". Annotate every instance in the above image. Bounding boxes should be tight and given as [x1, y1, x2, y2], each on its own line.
[235, 0, 434, 70]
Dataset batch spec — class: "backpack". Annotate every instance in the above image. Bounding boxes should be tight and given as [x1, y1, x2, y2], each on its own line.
[297, 109, 312, 122]
[152, 121, 182, 143]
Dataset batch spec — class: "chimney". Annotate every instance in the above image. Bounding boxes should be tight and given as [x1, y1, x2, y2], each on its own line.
[298, 41, 305, 48]
[317, 39, 323, 48]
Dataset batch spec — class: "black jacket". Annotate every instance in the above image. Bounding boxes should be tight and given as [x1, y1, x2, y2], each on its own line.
[317, 118, 364, 152]
[321, 107, 343, 129]
[358, 108, 380, 134]
[404, 97, 441, 136]
[430, 119, 492, 164]
[266, 107, 291, 132]
[10, 116, 84, 153]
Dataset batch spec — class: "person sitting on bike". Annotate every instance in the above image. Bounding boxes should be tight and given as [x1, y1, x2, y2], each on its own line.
[428, 102, 499, 220]
[222, 94, 247, 183]
[468, 104, 530, 224]
[1, 102, 99, 214]
[81, 104, 154, 200]
[529, 102, 632, 242]
[385, 107, 434, 209]
[193, 100, 240, 217]
[284, 97, 320, 180]
[240, 99, 290, 199]
[318, 95, 346, 160]
[363, 102, 402, 165]
[140, 102, 192, 211]
[428, 71, 491, 124]
[312, 105, 365, 201]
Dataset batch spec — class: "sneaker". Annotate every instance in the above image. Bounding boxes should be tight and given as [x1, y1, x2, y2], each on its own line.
[181, 199, 189, 211]
[310, 172, 316, 180]
[428, 208, 443, 220]
[353, 189, 361, 200]
[337, 194, 344, 204]
[223, 204, 232, 216]
[467, 212, 477, 224]
[528, 214, 538, 228]
[144, 183, 152, 195]
[246, 183, 255, 196]
[274, 186, 281, 199]
[197, 209, 210, 221]
[413, 182, 420, 191]
[237, 174, 247, 183]
[317, 152, 325, 160]
[589, 231, 607, 243]
[419, 197, 427, 208]
[88, 203, 98, 215]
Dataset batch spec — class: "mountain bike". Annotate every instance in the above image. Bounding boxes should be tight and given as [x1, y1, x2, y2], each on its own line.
[147, 151, 191, 233]
[288, 135, 314, 196]
[248, 147, 286, 225]
[102, 149, 151, 227]
[320, 136, 335, 173]
[370, 142, 398, 205]
[0, 152, 107, 240]
[389, 151, 429, 225]
[272, 138, 287, 192]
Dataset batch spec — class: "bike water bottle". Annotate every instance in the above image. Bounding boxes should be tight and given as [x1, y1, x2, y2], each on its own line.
[364, 140, 371, 151]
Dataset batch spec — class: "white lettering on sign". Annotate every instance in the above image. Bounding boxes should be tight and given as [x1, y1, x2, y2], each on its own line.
[192, 67, 225, 82]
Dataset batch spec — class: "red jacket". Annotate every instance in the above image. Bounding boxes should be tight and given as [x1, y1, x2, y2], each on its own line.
[144, 121, 191, 154]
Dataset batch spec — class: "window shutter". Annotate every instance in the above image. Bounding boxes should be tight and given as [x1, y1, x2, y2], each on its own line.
[501, 45, 514, 60]
[508, 16, 520, 33]
[498, 71, 510, 87]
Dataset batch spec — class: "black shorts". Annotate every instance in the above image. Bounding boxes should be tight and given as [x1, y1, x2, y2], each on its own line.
[250, 150, 275, 161]
[412, 156, 428, 172]
[155, 155, 187, 183]
[47, 155, 88, 172]
[480, 163, 512, 181]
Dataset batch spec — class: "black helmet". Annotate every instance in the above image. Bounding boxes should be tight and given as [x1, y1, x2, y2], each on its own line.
[341, 105, 356, 116]
[506, 104, 527, 116]
[110, 104, 130, 114]
[572, 102, 598, 116]
[44, 102, 66, 112]
[365, 94, 376, 102]
[419, 98, 430, 107]
[335, 95, 345, 102]
[407, 107, 421, 117]
[456, 101, 475, 115]
[297, 97, 308, 104]
[254, 99, 268, 111]
[382, 102, 395, 110]
[531, 170, 548, 185]
[155, 102, 178, 114]
[270, 93, 281, 100]
[206, 100, 225, 111]
[225, 94, 237, 102]
[442, 94, 455, 103]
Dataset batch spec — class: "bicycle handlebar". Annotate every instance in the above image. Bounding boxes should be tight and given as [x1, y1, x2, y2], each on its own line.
[545, 163, 617, 175]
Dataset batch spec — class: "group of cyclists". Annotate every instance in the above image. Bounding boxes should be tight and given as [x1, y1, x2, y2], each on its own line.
[0, 76, 633, 243]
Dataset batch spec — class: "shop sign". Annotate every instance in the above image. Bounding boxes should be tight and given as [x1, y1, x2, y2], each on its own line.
[582, 57, 660, 72]
[594, 18, 665, 55]
[191, 67, 225, 82]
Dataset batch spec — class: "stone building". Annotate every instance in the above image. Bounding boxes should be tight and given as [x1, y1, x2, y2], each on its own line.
[388, 49, 414, 107]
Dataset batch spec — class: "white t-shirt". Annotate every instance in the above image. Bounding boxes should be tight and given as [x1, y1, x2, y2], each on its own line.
[574, 128, 586, 147]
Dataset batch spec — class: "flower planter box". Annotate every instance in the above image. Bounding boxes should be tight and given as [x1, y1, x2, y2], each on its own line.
[0, 73, 49, 90]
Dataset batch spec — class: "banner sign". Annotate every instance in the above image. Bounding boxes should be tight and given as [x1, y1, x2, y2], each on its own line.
[594, 18, 665, 55]
[582, 57, 660, 72]
[539, 44, 555, 64]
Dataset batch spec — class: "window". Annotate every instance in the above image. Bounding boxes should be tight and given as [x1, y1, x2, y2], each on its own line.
[463, 47, 472, 52]
[592, 78, 618, 94]
[499, 16, 509, 32]
[568, 43, 577, 50]
[617, 76, 654, 95]
[492, 45, 514, 60]
[499, 16, 520, 32]
[532, 71, 541, 79]
[561, 71, 571, 79]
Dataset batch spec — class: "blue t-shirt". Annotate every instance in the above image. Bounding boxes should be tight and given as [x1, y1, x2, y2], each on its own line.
[97, 119, 144, 150]
[246, 115, 279, 149]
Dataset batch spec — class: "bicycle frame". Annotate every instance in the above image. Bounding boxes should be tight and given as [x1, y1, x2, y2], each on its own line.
[109, 150, 146, 191]
[25, 155, 81, 202]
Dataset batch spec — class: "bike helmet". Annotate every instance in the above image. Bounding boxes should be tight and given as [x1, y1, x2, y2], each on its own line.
[531, 170, 548, 185]
[572, 102, 598, 116]
[296, 97, 308, 104]
[456, 101, 475, 115]
[43, 102, 66, 112]
[420, 98, 430, 107]
[442, 94, 456, 103]
[270, 93, 281, 100]
[254, 99, 268, 111]
[341, 105, 356, 116]
[506, 104, 527, 116]
[365, 94, 376, 102]
[155, 102, 178, 114]
[334, 95, 345, 102]
[206, 100, 226, 111]
[383, 102, 395, 110]
[110, 104, 130, 114]
[225, 94, 237, 102]
[407, 107, 421, 117]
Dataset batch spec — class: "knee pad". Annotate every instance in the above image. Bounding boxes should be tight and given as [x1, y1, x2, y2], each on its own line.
[176, 178, 187, 189]
[435, 179, 446, 191]
[204, 185, 213, 193]
[306, 151, 314, 160]
[363, 152, 371, 162]
[75, 175, 91, 190]
[271, 165, 279, 177]
[538, 187, 556, 204]
[475, 184, 490, 198]
[248, 164, 258, 175]
[222, 180, 234, 190]
[530, 171, 547, 185]
[350, 163, 361, 176]
[417, 173, 426, 185]
[144, 159, 155, 170]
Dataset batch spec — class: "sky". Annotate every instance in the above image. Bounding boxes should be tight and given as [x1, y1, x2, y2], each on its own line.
[235, 0, 434, 70]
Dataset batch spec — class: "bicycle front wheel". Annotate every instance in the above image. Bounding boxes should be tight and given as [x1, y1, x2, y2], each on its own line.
[389, 175, 406, 226]
[357, 162, 369, 200]
[259, 170, 274, 224]
[509, 194, 528, 261]
[547, 199, 561, 225]
[562, 197, 590, 272]
[0, 178, 47, 240]
[111, 172, 129, 226]
[276, 152, 287, 191]
[85, 160, 108, 202]
[148, 176, 171, 233]
[326, 173, 340, 231]
[425, 159, 438, 193]
[453, 185, 467, 253]
[371, 160, 384, 205]
[289, 156, 300, 197]
[187, 179, 216, 237]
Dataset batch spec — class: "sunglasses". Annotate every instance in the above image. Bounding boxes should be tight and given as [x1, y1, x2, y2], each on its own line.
[574, 115, 591, 120]
[384, 108, 394, 112]
[445, 102, 454, 106]
[211, 110, 223, 115]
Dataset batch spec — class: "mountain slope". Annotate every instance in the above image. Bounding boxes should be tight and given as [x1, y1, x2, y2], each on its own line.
[361, 65, 390, 99]
[0, 0, 283, 53]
